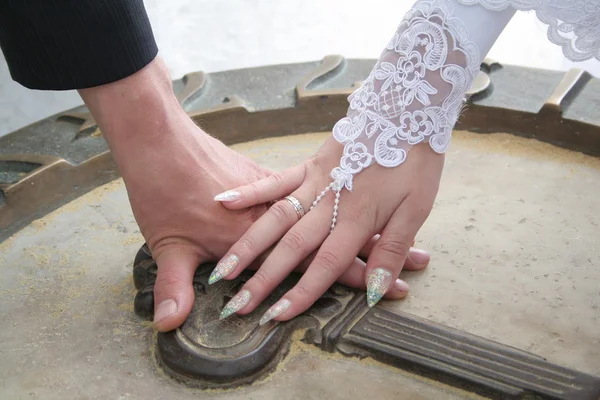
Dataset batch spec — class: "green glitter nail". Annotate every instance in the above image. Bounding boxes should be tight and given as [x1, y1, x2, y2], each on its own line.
[208, 254, 239, 285]
[366, 268, 393, 307]
[259, 299, 291, 325]
[220, 290, 251, 320]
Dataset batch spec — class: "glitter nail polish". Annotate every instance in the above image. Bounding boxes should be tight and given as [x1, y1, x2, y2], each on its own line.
[214, 190, 241, 202]
[259, 299, 291, 326]
[208, 254, 239, 285]
[366, 268, 393, 307]
[220, 290, 251, 320]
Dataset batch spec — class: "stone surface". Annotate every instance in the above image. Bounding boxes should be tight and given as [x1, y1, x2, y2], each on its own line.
[1, 131, 598, 399]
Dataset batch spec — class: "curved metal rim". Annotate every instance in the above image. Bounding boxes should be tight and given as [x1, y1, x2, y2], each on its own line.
[1, 55, 599, 242]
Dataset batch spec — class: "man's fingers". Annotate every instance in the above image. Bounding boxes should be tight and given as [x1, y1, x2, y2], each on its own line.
[153, 250, 202, 332]
[214, 164, 306, 210]
[405, 247, 430, 271]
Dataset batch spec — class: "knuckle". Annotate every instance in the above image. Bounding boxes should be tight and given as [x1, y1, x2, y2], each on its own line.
[238, 235, 257, 253]
[313, 250, 343, 276]
[251, 269, 273, 287]
[248, 181, 262, 200]
[280, 230, 306, 251]
[269, 172, 287, 188]
[305, 156, 322, 176]
[269, 201, 293, 224]
[378, 237, 411, 259]
[155, 271, 185, 290]
[291, 283, 313, 300]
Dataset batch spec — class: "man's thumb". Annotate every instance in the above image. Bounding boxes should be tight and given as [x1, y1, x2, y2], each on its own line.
[153, 251, 202, 332]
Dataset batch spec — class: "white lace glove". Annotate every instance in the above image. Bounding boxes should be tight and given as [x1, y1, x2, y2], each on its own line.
[313, 0, 515, 230]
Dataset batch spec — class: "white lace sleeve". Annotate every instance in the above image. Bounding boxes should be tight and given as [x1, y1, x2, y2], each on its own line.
[311, 0, 515, 231]
[456, 0, 600, 61]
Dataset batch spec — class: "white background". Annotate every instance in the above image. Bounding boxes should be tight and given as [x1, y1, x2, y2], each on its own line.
[1, 0, 599, 136]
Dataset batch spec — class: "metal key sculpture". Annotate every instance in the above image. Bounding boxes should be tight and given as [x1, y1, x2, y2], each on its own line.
[133, 244, 600, 399]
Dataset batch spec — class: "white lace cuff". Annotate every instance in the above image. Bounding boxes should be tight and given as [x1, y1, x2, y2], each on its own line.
[311, 0, 515, 230]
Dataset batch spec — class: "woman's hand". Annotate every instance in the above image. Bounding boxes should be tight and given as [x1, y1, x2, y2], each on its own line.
[212, 136, 441, 323]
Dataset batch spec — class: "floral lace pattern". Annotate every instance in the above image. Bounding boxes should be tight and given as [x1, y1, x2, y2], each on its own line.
[330, 0, 479, 191]
[457, 0, 600, 61]
[310, 0, 481, 230]
[310, 0, 600, 232]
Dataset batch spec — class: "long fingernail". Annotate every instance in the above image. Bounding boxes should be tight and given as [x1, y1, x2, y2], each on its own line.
[154, 299, 177, 324]
[220, 290, 252, 320]
[367, 268, 393, 308]
[408, 248, 430, 265]
[209, 254, 239, 285]
[259, 299, 291, 326]
[214, 190, 241, 202]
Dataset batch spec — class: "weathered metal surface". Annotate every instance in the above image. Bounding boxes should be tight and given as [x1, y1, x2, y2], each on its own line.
[133, 244, 600, 399]
[132, 244, 355, 388]
[2, 57, 600, 242]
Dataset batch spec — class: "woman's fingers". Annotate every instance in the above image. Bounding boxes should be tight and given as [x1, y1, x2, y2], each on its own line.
[359, 236, 430, 271]
[208, 190, 313, 284]
[334, 257, 410, 300]
[404, 247, 430, 271]
[226, 201, 333, 318]
[220, 252, 410, 321]
[214, 164, 306, 210]
[219, 234, 432, 321]
[248, 236, 430, 273]
[257, 219, 373, 324]
[244, 238, 427, 293]
[364, 196, 430, 307]
[255, 250, 411, 298]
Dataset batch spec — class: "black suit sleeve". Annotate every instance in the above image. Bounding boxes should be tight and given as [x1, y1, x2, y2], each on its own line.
[0, 0, 158, 90]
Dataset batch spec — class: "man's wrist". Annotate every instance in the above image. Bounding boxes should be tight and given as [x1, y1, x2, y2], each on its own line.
[78, 57, 198, 154]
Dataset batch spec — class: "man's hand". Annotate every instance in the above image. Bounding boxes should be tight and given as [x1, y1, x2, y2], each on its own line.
[124, 131, 273, 331]
[79, 58, 273, 330]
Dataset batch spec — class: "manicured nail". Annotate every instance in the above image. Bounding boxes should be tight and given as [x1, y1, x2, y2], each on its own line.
[220, 290, 252, 320]
[394, 279, 410, 292]
[154, 299, 177, 324]
[408, 248, 430, 265]
[259, 299, 291, 326]
[208, 254, 239, 284]
[214, 190, 241, 202]
[366, 268, 393, 308]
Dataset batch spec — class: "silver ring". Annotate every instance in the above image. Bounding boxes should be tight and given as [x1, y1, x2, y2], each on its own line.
[284, 195, 305, 220]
